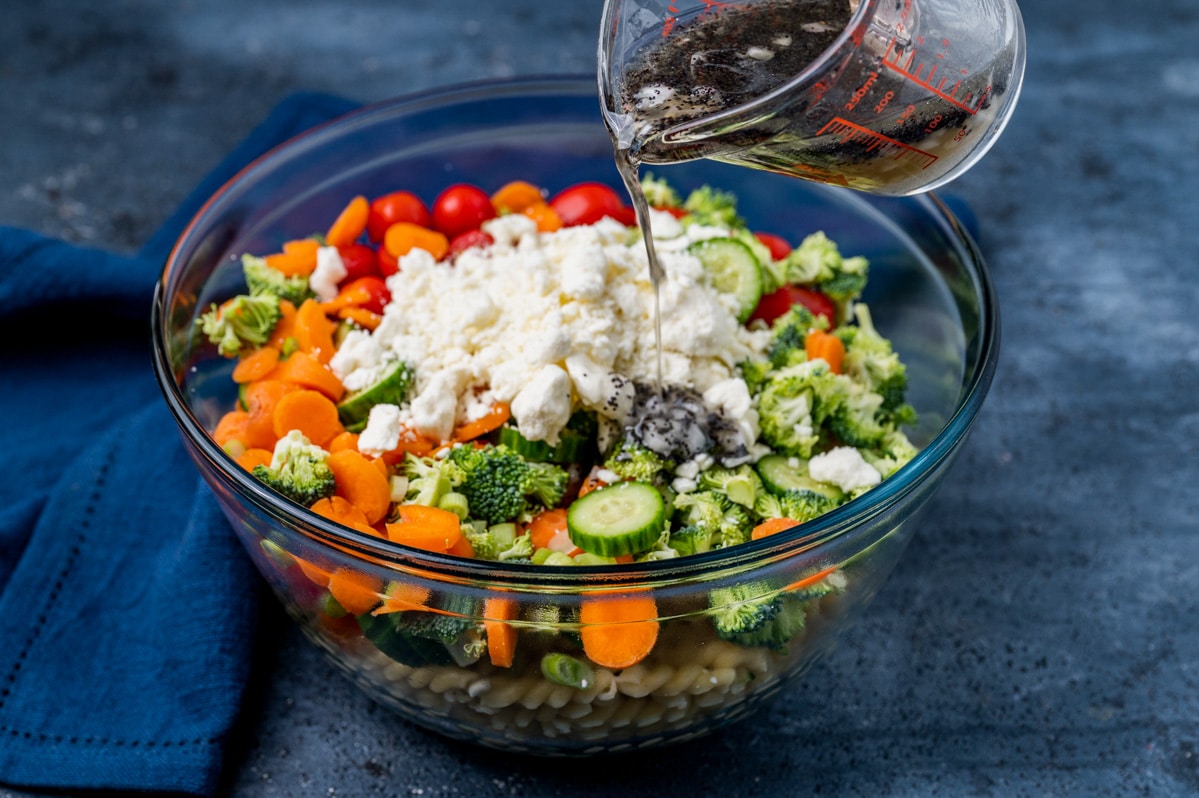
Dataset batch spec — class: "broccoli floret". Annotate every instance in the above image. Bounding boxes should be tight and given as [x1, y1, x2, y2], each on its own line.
[498, 531, 535, 562]
[757, 360, 844, 458]
[401, 453, 462, 508]
[780, 232, 839, 285]
[682, 185, 743, 228]
[251, 430, 336, 507]
[667, 524, 714, 557]
[673, 490, 753, 549]
[197, 293, 281, 357]
[708, 583, 807, 650]
[827, 379, 888, 449]
[696, 464, 764, 510]
[739, 358, 774, 396]
[602, 436, 670, 483]
[641, 173, 682, 209]
[242, 253, 315, 305]
[777, 489, 841, 524]
[861, 428, 921, 479]
[526, 461, 569, 509]
[837, 302, 910, 411]
[766, 303, 822, 369]
[446, 444, 567, 524]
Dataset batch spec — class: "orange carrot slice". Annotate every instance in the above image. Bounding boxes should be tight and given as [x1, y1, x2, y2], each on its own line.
[527, 508, 568, 550]
[243, 379, 301, 450]
[327, 430, 360, 454]
[383, 222, 449, 261]
[214, 409, 251, 448]
[310, 495, 370, 528]
[373, 582, 432, 615]
[293, 298, 338, 365]
[266, 299, 298, 350]
[577, 466, 608, 498]
[327, 449, 392, 525]
[523, 202, 562, 233]
[491, 180, 544, 214]
[579, 594, 660, 669]
[784, 565, 839, 594]
[451, 402, 510, 443]
[325, 195, 370, 249]
[271, 350, 344, 401]
[336, 306, 382, 331]
[326, 567, 383, 615]
[386, 505, 462, 552]
[751, 517, 802, 541]
[805, 329, 845, 374]
[234, 447, 274, 472]
[271, 388, 344, 446]
[483, 597, 518, 667]
[232, 346, 281, 383]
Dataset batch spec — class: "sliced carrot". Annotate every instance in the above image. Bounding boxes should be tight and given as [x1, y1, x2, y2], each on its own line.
[293, 298, 339, 365]
[577, 466, 608, 498]
[447, 534, 475, 558]
[327, 449, 392, 525]
[383, 222, 449, 261]
[523, 201, 562, 233]
[266, 299, 298, 350]
[235, 447, 274, 472]
[326, 567, 383, 615]
[373, 582, 432, 615]
[272, 350, 344, 401]
[214, 409, 251, 447]
[295, 557, 332, 587]
[325, 195, 370, 249]
[327, 430, 360, 454]
[310, 495, 370, 528]
[386, 504, 462, 552]
[381, 428, 438, 464]
[243, 379, 301, 450]
[451, 402, 511, 443]
[805, 329, 845, 374]
[283, 238, 321, 258]
[483, 597, 518, 668]
[579, 594, 660, 669]
[527, 508, 568, 550]
[232, 346, 281, 383]
[784, 565, 839, 594]
[265, 240, 320, 277]
[491, 180, 544, 214]
[336, 306, 382, 331]
[272, 388, 344, 446]
[751, 516, 803, 541]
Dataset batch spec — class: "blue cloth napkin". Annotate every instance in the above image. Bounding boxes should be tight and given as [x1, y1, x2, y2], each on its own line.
[0, 92, 359, 796]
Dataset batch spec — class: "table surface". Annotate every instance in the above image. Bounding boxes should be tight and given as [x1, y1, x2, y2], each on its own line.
[4, 1, 1199, 796]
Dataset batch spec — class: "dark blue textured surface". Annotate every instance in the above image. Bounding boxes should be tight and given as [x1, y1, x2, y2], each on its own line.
[3, 1, 1199, 796]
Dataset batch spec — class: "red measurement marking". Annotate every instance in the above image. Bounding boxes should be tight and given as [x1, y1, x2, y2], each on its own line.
[882, 39, 987, 114]
[817, 117, 939, 170]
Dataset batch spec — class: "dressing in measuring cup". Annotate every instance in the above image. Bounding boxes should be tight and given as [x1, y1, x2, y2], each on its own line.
[599, 0, 1026, 197]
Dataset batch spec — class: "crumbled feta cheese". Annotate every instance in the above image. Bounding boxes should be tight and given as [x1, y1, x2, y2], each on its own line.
[809, 446, 882, 492]
[703, 378, 760, 445]
[510, 365, 573, 445]
[309, 246, 347, 302]
[357, 403, 404, 457]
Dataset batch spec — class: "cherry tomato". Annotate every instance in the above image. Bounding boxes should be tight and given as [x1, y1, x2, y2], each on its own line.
[377, 246, 399, 277]
[366, 191, 432, 242]
[449, 229, 495, 259]
[754, 232, 792, 260]
[749, 285, 836, 327]
[657, 206, 688, 219]
[340, 276, 391, 315]
[337, 243, 380, 283]
[432, 184, 496, 239]
[610, 205, 637, 226]
[549, 182, 626, 227]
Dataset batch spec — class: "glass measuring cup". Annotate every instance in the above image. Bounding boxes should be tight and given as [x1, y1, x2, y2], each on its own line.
[599, 0, 1026, 196]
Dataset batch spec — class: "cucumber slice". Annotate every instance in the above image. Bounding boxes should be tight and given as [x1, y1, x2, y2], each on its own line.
[498, 424, 591, 464]
[756, 454, 845, 502]
[688, 237, 764, 323]
[567, 481, 666, 557]
[336, 360, 413, 432]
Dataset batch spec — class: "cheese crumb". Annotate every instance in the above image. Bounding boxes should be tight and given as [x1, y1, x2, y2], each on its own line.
[809, 446, 882, 492]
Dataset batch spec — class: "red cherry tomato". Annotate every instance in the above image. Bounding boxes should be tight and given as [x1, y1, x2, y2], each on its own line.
[754, 232, 792, 261]
[367, 191, 432, 242]
[449, 229, 495, 259]
[341, 276, 391, 315]
[609, 205, 637, 226]
[657, 206, 688, 219]
[549, 182, 626, 227]
[749, 285, 836, 327]
[337, 243, 380, 283]
[432, 184, 496, 239]
[377, 246, 399, 277]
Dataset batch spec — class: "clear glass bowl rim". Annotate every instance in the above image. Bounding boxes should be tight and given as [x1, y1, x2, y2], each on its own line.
[151, 75, 1000, 589]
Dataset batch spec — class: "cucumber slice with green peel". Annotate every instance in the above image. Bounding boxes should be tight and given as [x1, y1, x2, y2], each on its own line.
[756, 454, 845, 502]
[688, 237, 764, 323]
[336, 360, 413, 432]
[567, 481, 666, 557]
[498, 424, 591, 464]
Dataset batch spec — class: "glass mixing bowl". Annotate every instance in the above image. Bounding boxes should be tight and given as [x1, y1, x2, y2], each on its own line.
[151, 77, 998, 755]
